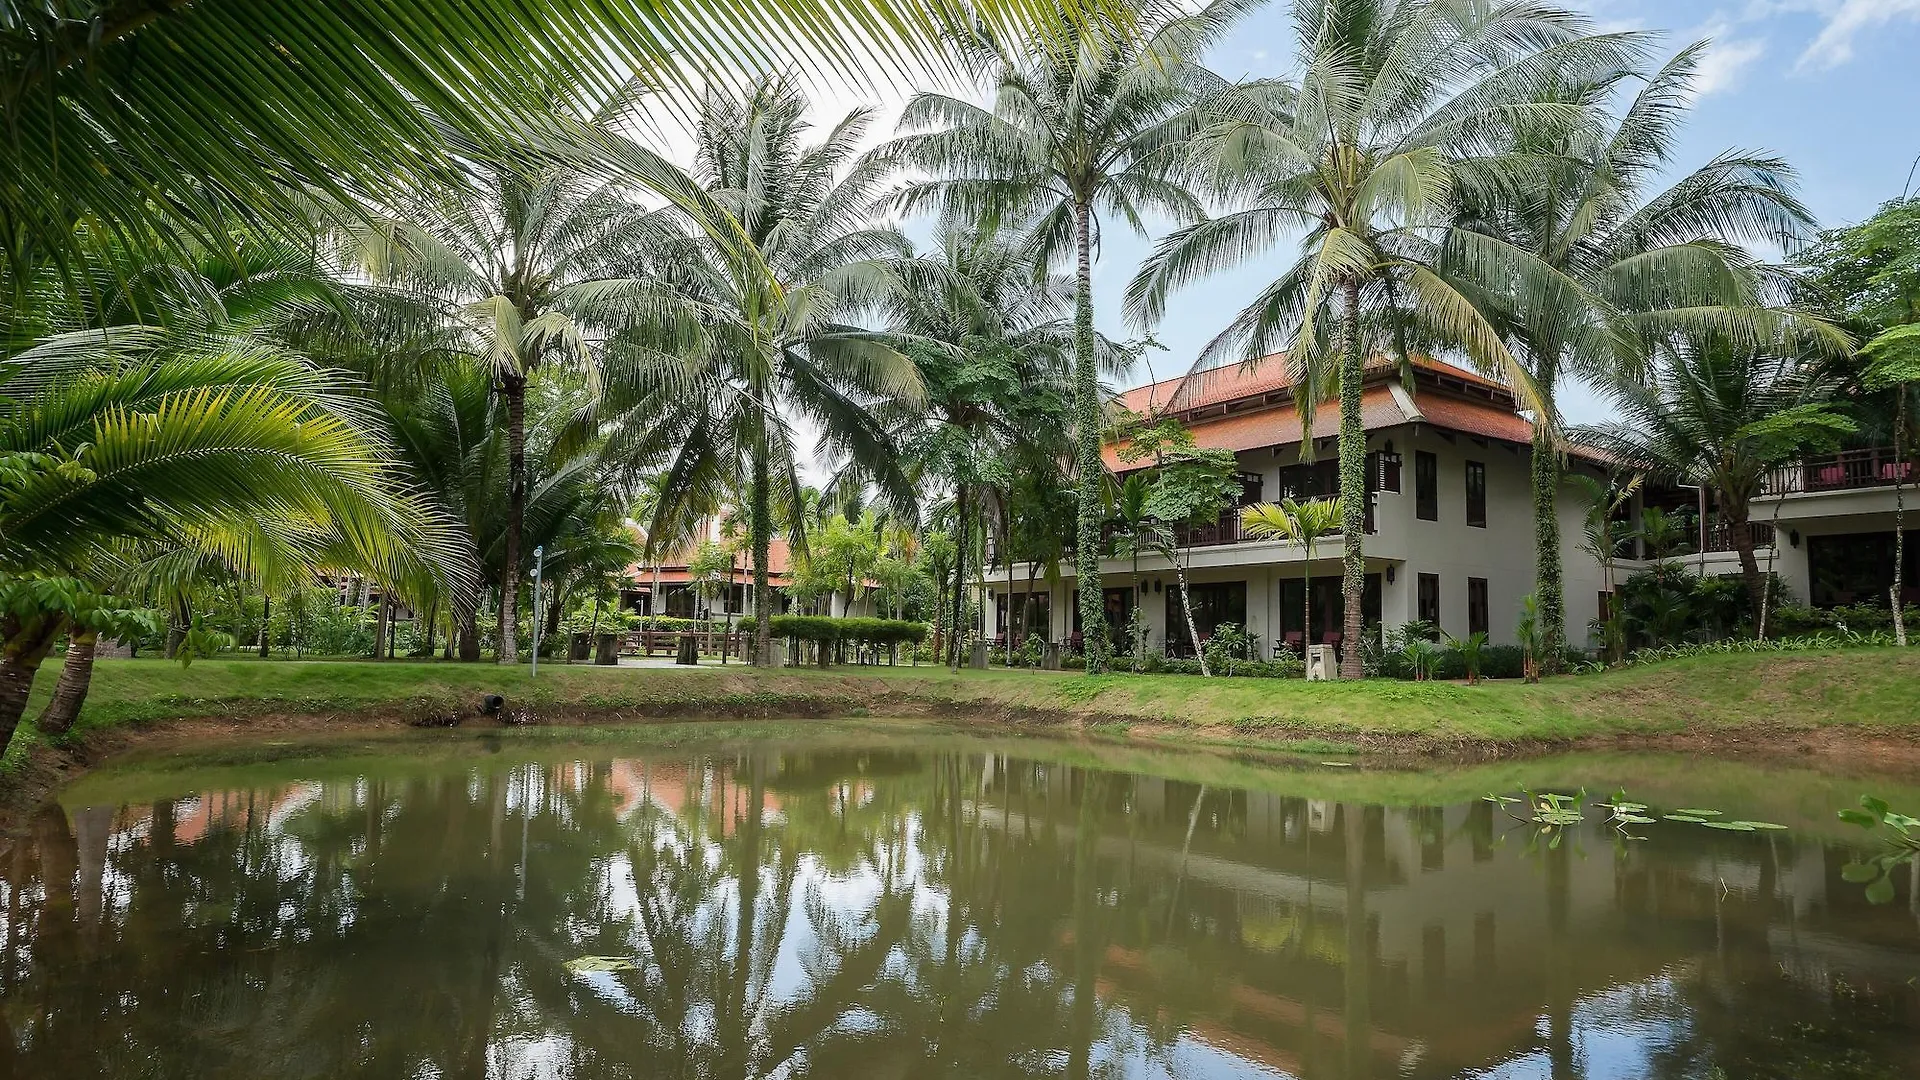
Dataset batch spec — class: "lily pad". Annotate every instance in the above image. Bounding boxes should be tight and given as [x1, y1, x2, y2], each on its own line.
[1700, 821, 1757, 832]
[1614, 813, 1656, 824]
[1664, 815, 1707, 824]
[1729, 821, 1789, 831]
[565, 956, 639, 974]
[1671, 808, 1723, 817]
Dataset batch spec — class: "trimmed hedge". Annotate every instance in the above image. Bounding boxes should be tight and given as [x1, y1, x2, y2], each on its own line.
[737, 616, 929, 646]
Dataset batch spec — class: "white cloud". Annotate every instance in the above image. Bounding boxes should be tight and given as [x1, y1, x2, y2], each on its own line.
[1797, 0, 1920, 70]
[1693, 33, 1769, 95]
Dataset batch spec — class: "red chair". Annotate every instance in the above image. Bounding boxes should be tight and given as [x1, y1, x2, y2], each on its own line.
[1818, 464, 1845, 487]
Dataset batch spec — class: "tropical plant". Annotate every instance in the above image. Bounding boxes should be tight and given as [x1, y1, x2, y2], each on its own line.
[1438, 42, 1830, 672]
[874, 226, 1078, 666]
[1516, 593, 1545, 683]
[1118, 419, 1240, 676]
[1861, 325, 1920, 645]
[1569, 472, 1641, 661]
[0, 327, 469, 748]
[0, 0, 1098, 280]
[607, 78, 924, 669]
[1444, 629, 1490, 685]
[1578, 334, 1855, 636]
[1241, 496, 1342, 668]
[1132, 0, 1639, 677]
[880, 0, 1247, 671]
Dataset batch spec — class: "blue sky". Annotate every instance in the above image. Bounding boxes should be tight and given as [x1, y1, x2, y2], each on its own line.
[1069, 0, 1920, 421]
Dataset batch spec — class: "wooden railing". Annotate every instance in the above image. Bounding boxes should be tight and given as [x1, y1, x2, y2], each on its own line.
[1764, 447, 1914, 496]
[1700, 519, 1776, 554]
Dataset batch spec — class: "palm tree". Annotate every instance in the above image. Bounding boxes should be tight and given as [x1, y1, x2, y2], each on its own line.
[0, 0, 1091, 278]
[0, 327, 468, 748]
[1577, 334, 1855, 636]
[871, 225, 1080, 666]
[878, 1, 1248, 671]
[1242, 496, 1342, 666]
[1131, 0, 1638, 676]
[605, 79, 925, 668]
[1569, 472, 1640, 661]
[345, 95, 710, 664]
[1439, 42, 1830, 672]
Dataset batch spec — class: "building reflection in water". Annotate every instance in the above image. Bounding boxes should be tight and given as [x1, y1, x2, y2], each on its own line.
[0, 746, 1916, 1079]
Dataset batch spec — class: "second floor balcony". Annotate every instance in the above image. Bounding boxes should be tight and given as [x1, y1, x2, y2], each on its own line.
[1763, 446, 1913, 497]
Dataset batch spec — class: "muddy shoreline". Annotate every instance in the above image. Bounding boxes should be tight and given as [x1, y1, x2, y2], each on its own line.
[9, 689, 1920, 832]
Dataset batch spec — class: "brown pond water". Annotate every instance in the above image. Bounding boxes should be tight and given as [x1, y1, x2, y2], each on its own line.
[1, 725, 1917, 1078]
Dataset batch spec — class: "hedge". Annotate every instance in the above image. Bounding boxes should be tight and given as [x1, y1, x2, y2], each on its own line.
[736, 616, 929, 646]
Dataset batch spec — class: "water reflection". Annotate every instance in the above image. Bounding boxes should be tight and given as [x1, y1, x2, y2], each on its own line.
[2, 743, 1917, 1078]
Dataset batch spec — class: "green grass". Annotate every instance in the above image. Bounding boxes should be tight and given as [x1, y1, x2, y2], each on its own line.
[22, 644, 1920, 755]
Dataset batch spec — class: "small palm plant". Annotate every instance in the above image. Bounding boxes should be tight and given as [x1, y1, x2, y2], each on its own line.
[1445, 630, 1490, 685]
[1517, 594, 1546, 683]
[1242, 497, 1343, 670]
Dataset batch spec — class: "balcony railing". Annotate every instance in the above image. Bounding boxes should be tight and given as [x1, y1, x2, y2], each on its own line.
[1700, 519, 1776, 554]
[1763, 447, 1914, 496]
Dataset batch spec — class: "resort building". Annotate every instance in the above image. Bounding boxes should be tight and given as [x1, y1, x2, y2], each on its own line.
[989, 356, 1639, 657]
[1702, 447, 1917, 612]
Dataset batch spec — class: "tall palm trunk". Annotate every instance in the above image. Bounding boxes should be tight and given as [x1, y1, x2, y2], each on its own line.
[1531, 426, 1565, 674]
[38, 630, 98, 737]
[950, 484, 969, 670]
[1728, 508, 1768, 636]
[258, 595, 271, 658]
[751, 450, 773, 666]
[1070, 198, 1107, 673]
[1337, 281, 1368, 678]
[498, 372, 526, 664]
[0, 613, 66, 750]
[1174, 558, 1208, 677]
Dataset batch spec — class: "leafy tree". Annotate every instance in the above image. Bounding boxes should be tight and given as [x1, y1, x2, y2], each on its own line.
[1119, 420, 1239, 676]
[1569, 472, 1642, 661]
[1132, 0, 1636, 677]
[1862, 326, 1920, 644]
[880, 2, 1247, 672]
[1578, 335, 1855, 636]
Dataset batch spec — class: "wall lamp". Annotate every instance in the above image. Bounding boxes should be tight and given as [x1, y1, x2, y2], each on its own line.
[1789, 529, 1800, 548]
[1385, 565, 1396, 584]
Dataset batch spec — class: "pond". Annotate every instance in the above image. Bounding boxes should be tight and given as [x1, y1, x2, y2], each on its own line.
[2, 722, 1918, 1079]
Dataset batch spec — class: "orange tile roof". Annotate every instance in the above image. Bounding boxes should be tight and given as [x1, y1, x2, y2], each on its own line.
[625, 537, 797, 585]
[1105, 386, 1538, 471]
[1118, 353, 1511, 418]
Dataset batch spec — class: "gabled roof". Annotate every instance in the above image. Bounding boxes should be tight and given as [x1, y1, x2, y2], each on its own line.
[1120, 353, 1512, 418]
[1106, 354, 1533, 470]
[625, 537, 798, 588]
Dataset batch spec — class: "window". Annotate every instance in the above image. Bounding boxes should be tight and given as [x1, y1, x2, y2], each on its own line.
[1377, 450, 1403, 494]
[1465, 460, 1487, 527]
[1468, 578, 1489, 636]
[1416, 451, 1438, 520]
[1418, 573, 1440, 627]
[1165, 581, 1248, 653]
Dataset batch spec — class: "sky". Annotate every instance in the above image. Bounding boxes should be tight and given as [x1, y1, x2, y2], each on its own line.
[780, 0, 1920, 475]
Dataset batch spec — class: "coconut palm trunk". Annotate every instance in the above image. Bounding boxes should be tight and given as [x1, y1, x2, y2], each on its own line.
[0, 614, 66, 749]
[498, 373, 526, 664]
[1726, 504, 1769, 635]
[1071, 200, 1107, 673]
[751, 452, 773, 667]
[1337, 282, 1368, 678]
[1531, 425, 1566, 673]
[950, 484, 970, 670]
[36, 630, 96, 736]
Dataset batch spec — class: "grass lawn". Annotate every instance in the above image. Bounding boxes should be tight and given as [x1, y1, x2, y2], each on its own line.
[21, 645, 1920, 756]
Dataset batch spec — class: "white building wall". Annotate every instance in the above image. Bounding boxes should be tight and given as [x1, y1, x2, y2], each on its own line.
[997, 424, 1637, 653]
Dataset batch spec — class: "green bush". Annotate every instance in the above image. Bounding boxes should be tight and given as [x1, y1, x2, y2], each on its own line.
[737, 616, 929, 647]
